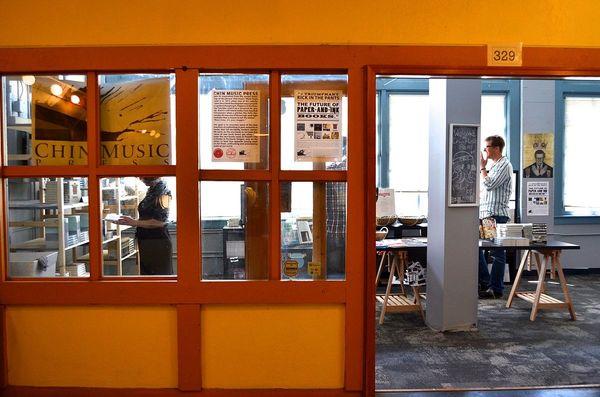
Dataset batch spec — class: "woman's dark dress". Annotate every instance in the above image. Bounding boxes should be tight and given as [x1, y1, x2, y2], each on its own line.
[136, 180, 173, 275]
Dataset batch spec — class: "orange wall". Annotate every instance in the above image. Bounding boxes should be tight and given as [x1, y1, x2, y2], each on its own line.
[201, 304, 345, 389]
[0, 0, 599, 47]
[6, 306, 178, 388]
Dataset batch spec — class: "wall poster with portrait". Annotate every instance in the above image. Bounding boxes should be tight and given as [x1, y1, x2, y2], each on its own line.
[523, 132, 554, 178]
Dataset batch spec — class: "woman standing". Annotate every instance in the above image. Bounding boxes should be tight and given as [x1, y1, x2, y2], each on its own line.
[117, 177, 173, 275]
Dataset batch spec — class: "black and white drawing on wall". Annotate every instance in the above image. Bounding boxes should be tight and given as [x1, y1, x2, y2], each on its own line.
[448, 124, 480, 207]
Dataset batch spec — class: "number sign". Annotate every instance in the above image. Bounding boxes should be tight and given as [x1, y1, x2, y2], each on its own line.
[487, 44, 523, 67]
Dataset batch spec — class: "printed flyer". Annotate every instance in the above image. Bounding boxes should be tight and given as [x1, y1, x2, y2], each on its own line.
[211, 89, 261, 163]
[527, 181, 549, 216]
[294, 90, 342, 162]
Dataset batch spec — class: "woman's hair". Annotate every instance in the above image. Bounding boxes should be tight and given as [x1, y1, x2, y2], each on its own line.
[485, 135, 505, 152]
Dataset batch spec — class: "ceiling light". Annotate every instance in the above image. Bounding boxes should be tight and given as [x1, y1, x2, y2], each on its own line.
[70, 94, 80, 105]
[50, 84, 63, 96]
[22, 75, 36, 85]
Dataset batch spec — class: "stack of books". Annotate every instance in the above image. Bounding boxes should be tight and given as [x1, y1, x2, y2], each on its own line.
[66, 263, 87, 277]
[532, 223, 548, 244]
[121, 237, 136, 257]
[495, 223, 529, 246]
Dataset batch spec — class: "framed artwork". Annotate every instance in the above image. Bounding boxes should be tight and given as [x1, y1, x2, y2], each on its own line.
[448, 123, 480, 207]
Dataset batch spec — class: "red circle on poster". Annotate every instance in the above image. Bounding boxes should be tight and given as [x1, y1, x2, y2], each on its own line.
[213, 148, 223, 158]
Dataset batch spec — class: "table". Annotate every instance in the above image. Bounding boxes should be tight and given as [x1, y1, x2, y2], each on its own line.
[375, 239, 580, 323]
[375, 238, 427, 324]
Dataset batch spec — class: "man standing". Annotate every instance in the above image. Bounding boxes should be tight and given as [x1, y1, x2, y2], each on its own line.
[479, 135, 513, 299]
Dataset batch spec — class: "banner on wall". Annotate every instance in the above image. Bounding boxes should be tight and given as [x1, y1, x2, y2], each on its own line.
[33, 77, 173, 166]
[211, 89, 261, 163]
[523, 132, 554, 178]
[99, 77, 172, 165]
[294, 90, 342, 162]
[31, 77, 88, 165]
[527, 181, 549, 216]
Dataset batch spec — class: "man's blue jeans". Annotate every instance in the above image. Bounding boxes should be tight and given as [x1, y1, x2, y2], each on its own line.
[479, 215, 509, 293]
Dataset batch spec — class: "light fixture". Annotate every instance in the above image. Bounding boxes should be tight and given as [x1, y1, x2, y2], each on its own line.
[70, 94, 80, 105]
[50, 83, 63, 97]
[22, 75, 36, 85]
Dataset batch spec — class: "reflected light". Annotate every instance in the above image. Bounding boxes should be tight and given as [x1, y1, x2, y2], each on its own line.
[70, 94, 80, 105]
[22, 75, 36, 85]
[50, 84, 63, 96]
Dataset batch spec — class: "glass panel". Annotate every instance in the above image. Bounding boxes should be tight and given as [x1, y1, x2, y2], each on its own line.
[281, 182, 346, 280]
[564, 97, 600, 214]
[281, 74, 348, 170]
[200, 181, 269, 280]
[98, 74, 176, 165]
[6, 177, 89, 278]
[481, 94, 507, 146]
[199, 74, 270, 170]
[2, 75, 87, 166]
[388, 94, 429, 216]
[100, 176, 177, 276]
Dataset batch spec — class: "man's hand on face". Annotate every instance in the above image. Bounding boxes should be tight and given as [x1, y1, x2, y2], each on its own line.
[480, 151, 488, 169]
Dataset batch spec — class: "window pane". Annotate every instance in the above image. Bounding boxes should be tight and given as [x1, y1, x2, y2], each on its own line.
[98, 74, 175, 165]
[481, 94, 507, 146]
[388, 94, 429, 216]
[199, 74, 270, 170]
[281, 181, 346, 280]
[564, 97, 600, 214]
[201, 181, 269, 280]
[100, 177, 177, 276]
[281, 74, 347, 170]
[6, 177, 89, 278]
[2, 75, 87, 166]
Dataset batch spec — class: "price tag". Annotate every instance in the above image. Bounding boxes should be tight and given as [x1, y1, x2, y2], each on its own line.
[487, 44, 522, 67]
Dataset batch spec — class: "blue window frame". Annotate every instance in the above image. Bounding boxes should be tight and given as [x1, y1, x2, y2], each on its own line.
[376, 78, 520, 216]
[555, 80, 600, 224]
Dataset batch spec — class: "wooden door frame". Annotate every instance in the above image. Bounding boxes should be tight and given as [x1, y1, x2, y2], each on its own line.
[0, 45, 599, 396]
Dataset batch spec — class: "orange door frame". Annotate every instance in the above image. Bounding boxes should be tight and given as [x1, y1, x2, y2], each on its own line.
[0, 45, 599, 397]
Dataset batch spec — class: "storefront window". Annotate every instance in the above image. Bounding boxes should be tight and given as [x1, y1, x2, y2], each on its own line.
[6, 177, 90, 278]
[280, 74, 348, 171]
[2, 75, 87, 166]
[199, 74, 270, 170]
[100, 176, 177, 276]
[200, 181, 269, 280]
[98, 74, 176, 165]
[281, 181, 346, 280]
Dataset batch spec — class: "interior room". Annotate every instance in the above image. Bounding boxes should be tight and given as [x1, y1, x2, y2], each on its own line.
[374, 76, 600, 390]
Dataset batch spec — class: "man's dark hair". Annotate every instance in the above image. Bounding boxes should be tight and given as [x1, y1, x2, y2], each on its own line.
[485, 135, 505, 152]
[534, 149, 545, 157]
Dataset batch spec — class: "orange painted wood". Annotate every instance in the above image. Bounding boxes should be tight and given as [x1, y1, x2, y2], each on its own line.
[1, 386, 360, 396]
[0, 46, 598, 73]
[2, 165, 89, 177]
[344, 67, 366, 392]
[364, 66, 378, 397]
[175, 69, 200, 285]
[177, 305, 202, 391]
[200, 169, 271, 181]
[0, 281, 345, 305]
[86, 71, 101, 281]
[0, 306, 6, 388]
[278, 170, 346, 182]
[269, 71, 281, 280]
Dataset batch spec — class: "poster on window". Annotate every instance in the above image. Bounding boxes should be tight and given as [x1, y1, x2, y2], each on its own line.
[31, 76, 88, 165]
[527, 181, 549, 216]
[294, 90, 342, 162]
[211, 89, 261, 163]
[99, 77, 172, 165]
[523, 133, 554, 178]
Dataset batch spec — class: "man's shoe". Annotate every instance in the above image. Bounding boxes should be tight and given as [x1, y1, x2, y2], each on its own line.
[478, 288, 503, 299]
